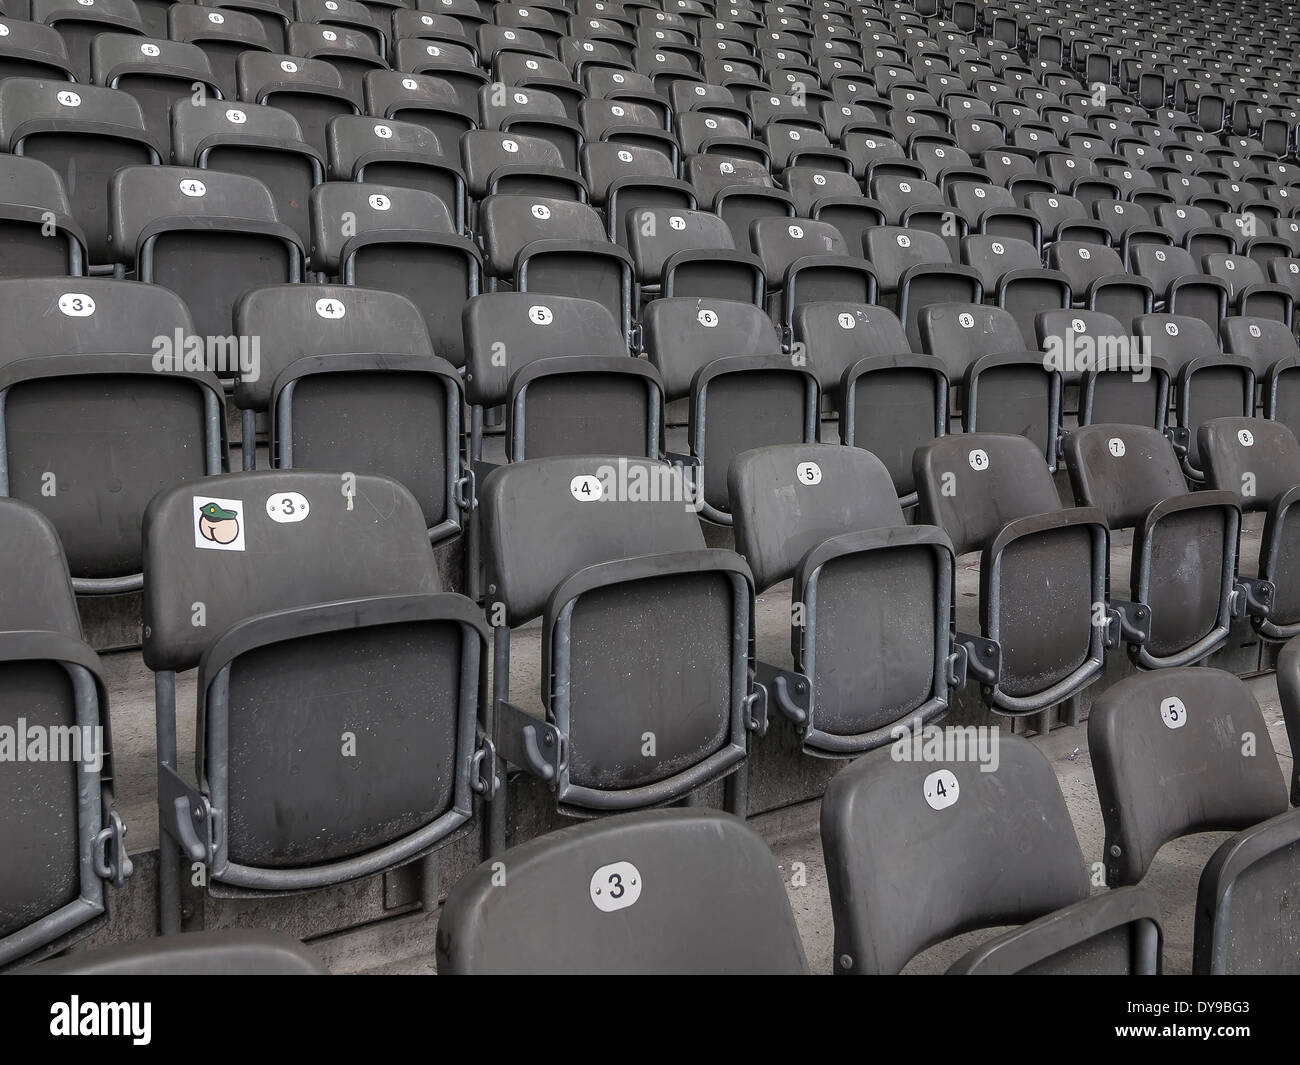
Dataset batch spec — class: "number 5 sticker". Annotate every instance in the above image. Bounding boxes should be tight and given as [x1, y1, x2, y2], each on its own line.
[1160, 696, 1186, 730]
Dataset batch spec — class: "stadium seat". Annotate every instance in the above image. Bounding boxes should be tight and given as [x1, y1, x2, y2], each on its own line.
[19, 930, 328, 974]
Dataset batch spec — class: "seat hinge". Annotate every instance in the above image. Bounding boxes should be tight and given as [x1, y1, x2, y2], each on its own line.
[157, 764, 219, 866]
[93, 807, 133, 887]
[754, 660, 810, 726]
[1232, 577, 1275, 620]
[953, 631, 1000, 687]
[1105, 599, 1152, 648]
[494, 701, 564, 784]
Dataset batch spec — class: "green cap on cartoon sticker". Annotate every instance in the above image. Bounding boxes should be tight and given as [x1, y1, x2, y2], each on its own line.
[199, 502, 238, 520]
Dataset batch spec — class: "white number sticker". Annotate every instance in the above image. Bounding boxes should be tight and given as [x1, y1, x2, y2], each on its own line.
[266, 492, 310, 523]
[570, 474, 603, 501]
[368, 193, 391, 210]
[968, 448, 989, 471]
[924, 769, 959, 810]
[697, 308, 718, 327]
[179, 179, 206, 197]
[528, 305, 552, 325]
[315, 298, 346, 319]
[1108, 437, 1126, 457]
[531, 203, 551, 219]
[225, 108, 246, 123]
[797, 461, 822, 485]
[56, 90, 81, 107]
[590, 861, 641, 912]
[58, 293, 95, 317]
[1160, 696, 1186, 730]
[1238, 428, 1255, 446]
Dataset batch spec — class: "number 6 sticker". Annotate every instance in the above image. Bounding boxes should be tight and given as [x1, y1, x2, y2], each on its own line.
[968, 448, 989, 471]
[590, 861, 641, 912]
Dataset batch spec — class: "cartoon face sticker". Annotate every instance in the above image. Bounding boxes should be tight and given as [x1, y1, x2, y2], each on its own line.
[194, 497, 245, 551]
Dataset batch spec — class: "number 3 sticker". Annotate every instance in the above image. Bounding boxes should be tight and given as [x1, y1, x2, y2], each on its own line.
[266, 492, 310, 523]
[590, 861, 641, 912]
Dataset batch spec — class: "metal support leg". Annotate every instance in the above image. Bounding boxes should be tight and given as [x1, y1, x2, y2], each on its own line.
[241, 409, 256, 471]
[155, 671, 183, 935]
[418, 852, 441, 914]
[486, 626, 510, 858]
[725, 763, 748, 821]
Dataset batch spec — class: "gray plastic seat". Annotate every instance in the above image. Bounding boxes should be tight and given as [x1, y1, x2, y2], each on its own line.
[480, 456, 758, 830]
[625, 206, 764, 305]
[463, 291, 660, 465]
[0, 499, 127, 970]
[581, 142, 694, 243]
[461, 128, 585, 202]
[364, 69, 476, 155]
[172, 97, 324, 250]
[169, 4, 273, 100]
[792, 301, 945, 503]
[1035, 308, 1171, 428]
[1133, 312, 1254, 480]
[143, 470, 491, 932]
[32, 0, 144, 82]
[1064, 423, 1242, 668]
[0, 16, 74, 82]
[821, 734, 1161, 974]
[642, 296, 817, 524]
[0, 154, 86, 277]
[1198, 416, 1300, 641]
[730, 443, 958, 754]
[237, 51, 360, 160]
[914, 432, 1109, 715]
[437, 810, 806, 974]
[233, 283, 467, 543]
[109, 165, 304, 341]
[0, 277, 224, 592]
[0, 78, 162, 266]
[1089, 667, 1294, 974]
[19, 930, 328, 975]
[308, 181, 481, 364]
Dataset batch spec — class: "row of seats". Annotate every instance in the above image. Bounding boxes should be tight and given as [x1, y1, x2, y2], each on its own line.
[19, 660, 1300, 974]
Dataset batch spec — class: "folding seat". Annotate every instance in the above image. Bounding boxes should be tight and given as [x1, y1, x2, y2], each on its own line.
[1063, 423, 1243, 668]
[1036, 308, 1171, 429]
[237, 52, 361, 160]
[295, 0, 384, 55]
[781, 164, 860, 216]
[307, 183, 478, 367]
[960, 234, 1070, 344]
[730, 442, 959, 754]
[326, 114, 466, 232]
[1133, 312, 1254, 479]
[1224, 314, 1300, 426]
[203, 0, 293, 52]
[230, 283, 467, 541]
[0, 155, 86, 277]
[580, 142, 691, 244]
[478, 195, 633, 345]
[0, 79, 161, 269]
[0, 499, 129, 969]
[626, 206, 763, 305]
[748, 216, 877, 343]
[1024, 190, 1093, 244]
[0, 16, 75, 82]
[1047, 240, 1154, 323]
[110, 165, 304, 339]
[365, 69, 474, 146]
[144, 469, 491, 932]
[19, 929, 329, 974]
[439, 809, 805, 973]
[916, 431, 1109, 714]
[1131, 242, 1226, 325]
[1198, 416, 1300, 641]
[920, 302, 1061, 464]
[392, 9, 476, 55]
[821, 734, 1161, 974]
[708, 169, 799, 247]
[31, 0, 144, 83]
[169, 5, 273, 100]
[393, 38, 488, 112]
[863, 226, 983, 349]
[172, 99, 323, 253]
[461, 129, 586, 203]
[642, 297, 817, 524]
[463, 291, 656, 468]
[480, 452, 762, 832]
[1202, 251, 1294, 325]
[90, 36, 220, 157]
[477, 83, 582, 170]
[1, 261, 229, 567]
[581, 68, 668, 128]
[869, 170, 950, 230]
[1276, 639, 1300, 804]
[1089, 668, 1297, 974]
[288, 21, 387, 102]
[839, 127, 905, 181]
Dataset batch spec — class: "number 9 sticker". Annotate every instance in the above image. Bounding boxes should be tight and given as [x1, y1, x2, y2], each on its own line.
[266, 492, 310, 523]
[924, 769, 959, 810]
[590, 861, 641, 912]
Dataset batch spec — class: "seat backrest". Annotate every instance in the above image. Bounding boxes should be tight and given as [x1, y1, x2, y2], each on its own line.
[142, 470, 439, 672]
[820, 734, 1089, 974]
[913, 432, 1061, 555]
[919, 301, 1026, 360]
[0, 498, 82, 635]
[863, 225, 951, 289]
[730, 442, 904, 591]
[1063, 423, 1190, 528]
[308, 180, 456, 273]
[1089, 667, 1289, 885]
[326, 112, 444, 175]
[1197, 416, 1300, 510]
[1132, 312, 1221, 375]
[171, 96, 313, 165]
[0, 276, 193, 370]
[793, 301, 913, 389]
[461, 128, 565, 197]
[0, 76, 153, 152]
[233, 283, 435, 410]
[626, 206, 736, 280]
[480, 455, 706, 627]
[641, 296, 783, 399]
[436, 809, 808, 974]
[462, 292, 625, 407]
[1220, 315, 1299, 379]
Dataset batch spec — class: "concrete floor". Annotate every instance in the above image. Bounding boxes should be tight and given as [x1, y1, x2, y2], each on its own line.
[79, 420, 1297, 975]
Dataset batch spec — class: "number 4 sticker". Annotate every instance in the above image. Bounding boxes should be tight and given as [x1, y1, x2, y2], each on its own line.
[924, 769, 959, 810]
